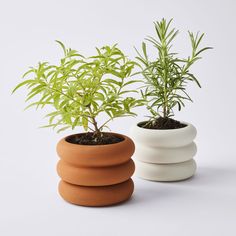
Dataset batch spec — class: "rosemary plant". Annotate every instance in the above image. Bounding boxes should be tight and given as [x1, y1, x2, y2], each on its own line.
[136, 18, 212, 126]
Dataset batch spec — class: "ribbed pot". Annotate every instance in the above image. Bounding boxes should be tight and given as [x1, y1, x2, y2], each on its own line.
[56, 133, 135, 206]
[130, 122, 197, 181]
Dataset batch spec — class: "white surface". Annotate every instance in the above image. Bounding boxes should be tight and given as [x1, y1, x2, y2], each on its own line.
[1, 0, 236, 235]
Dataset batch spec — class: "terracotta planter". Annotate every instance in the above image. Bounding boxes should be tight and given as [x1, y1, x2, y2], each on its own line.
[56, 133, 135, 206]
[130, 121, 197, 181]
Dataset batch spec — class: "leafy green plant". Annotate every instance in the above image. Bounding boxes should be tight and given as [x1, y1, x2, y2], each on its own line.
[135, 18, 212, 122]
[13, 42, 142, 138]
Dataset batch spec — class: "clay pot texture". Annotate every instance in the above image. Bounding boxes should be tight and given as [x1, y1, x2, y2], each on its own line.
[130, 122, 197, 181]
[56, 133, 135, 206]
[59, 179, 134, 207]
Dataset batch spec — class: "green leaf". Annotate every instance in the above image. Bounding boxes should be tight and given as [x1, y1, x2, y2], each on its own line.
[134, 18, 211, 118]
[13, 42, 142, 134]
[55, 40, 67, 56]
[72, 117, 80, 129]
[103, 78, 121, 86]
[57, 126, 71, 133]
[12, 79, 35, 93]
[82, 117, 88, 131]
[195, 47, 213, 57]
[142, 42, 148, 59]
[123, 80, 142, 87]
[187, 73, 201, 88]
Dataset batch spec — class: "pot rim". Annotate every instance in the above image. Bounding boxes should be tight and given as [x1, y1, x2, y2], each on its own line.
[62, 132, 128, 147]
[135, 120, 191, 132]
[57, 132, 135, 167]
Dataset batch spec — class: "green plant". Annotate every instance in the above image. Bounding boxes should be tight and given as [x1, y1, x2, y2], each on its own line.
[136, 18, 212, 121]
[13, 42, 142, 138]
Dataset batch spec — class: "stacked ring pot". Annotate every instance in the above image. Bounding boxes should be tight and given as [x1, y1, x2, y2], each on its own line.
[56, 133, 135, 206]
[130, 122, 197, 181]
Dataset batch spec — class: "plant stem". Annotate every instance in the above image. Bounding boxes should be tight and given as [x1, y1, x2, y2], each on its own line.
[91, 116, 99, 134]
[88, 105, 100, 136]
[99, 117, 113, 130]
[163, 103, 167, 118]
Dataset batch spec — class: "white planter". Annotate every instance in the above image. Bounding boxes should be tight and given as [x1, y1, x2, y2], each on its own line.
[130, 121, 197, 181]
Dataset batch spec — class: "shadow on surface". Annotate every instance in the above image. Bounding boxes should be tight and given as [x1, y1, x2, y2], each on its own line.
[123, 165, 236, 206]
[177, 165, 236, 187]
[120, 180, 185, 207]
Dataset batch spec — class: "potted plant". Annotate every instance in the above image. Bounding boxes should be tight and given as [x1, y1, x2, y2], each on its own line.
[13, 42, 143, 206]
[130, 19, 212, 181]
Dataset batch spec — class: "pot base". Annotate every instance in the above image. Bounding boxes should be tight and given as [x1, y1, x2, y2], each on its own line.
[58, 178, 134, 207]
[135, 159, 196, 181]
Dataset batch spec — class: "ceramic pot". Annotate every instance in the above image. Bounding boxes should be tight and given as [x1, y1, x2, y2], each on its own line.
[56, 133, 135, 206]
[130, 122, 197, 181]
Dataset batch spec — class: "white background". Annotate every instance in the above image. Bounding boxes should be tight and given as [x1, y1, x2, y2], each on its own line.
[0, 0, 236, 235]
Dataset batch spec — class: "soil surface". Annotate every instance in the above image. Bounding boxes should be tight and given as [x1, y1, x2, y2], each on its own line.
[139, 117, 187, 130]
[66, 132, 124, 145]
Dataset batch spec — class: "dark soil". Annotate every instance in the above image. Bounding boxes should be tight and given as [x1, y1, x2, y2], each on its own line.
[139, 117, 187, 130]
[66, 132, 124, 145]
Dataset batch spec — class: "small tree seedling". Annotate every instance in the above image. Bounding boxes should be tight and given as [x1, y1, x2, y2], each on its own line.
[13, 42, 143, 142]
